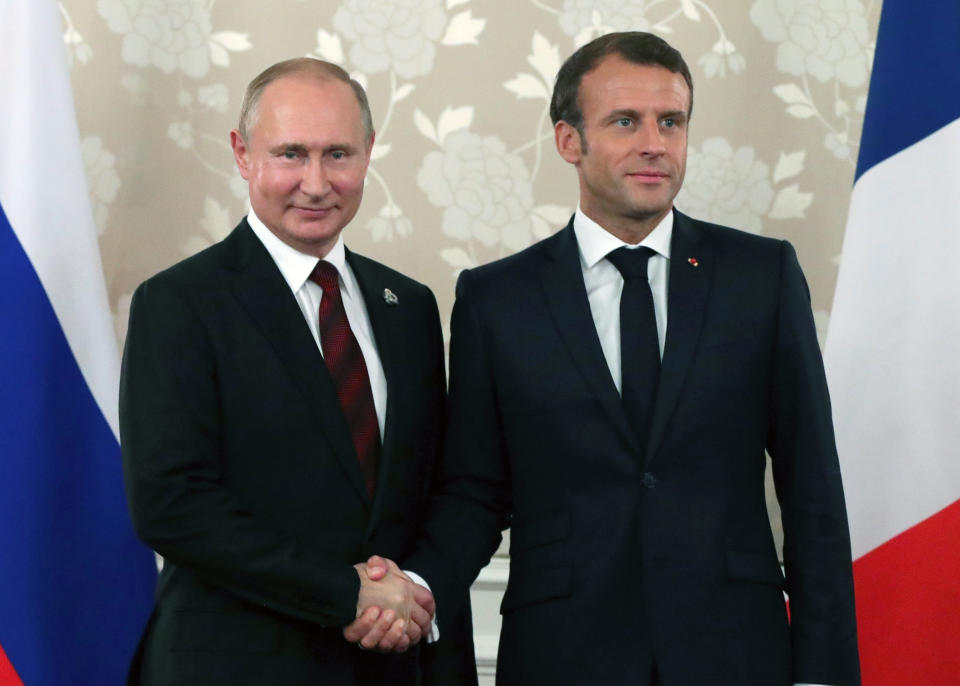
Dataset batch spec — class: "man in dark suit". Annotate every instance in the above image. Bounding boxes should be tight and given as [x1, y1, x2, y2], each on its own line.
[402, 32, 860, 685]
[120, 58, 475, 685]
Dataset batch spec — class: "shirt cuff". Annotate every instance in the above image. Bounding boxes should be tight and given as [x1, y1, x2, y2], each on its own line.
[402, 570, 439, 642]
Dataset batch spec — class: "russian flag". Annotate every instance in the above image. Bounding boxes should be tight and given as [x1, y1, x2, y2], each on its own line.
[0, 2, 156, 685]
[824, 1, 960, 683]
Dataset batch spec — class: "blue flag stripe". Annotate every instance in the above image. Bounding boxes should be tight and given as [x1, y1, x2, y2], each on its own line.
[0, 202, 155, 686]
[856, 0, 960, 180]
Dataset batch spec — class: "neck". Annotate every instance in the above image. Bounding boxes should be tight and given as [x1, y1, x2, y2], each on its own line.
[581, 206, 671, 245]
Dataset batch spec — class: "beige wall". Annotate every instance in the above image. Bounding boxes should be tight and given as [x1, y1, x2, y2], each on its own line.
[62, 0, 882, 550]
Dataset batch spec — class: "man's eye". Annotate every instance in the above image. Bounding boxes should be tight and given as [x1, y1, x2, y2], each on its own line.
[662, 118, 676, 128]
[330, 150, 347, 160]
[616, 118, 632, 127]
[282, 150, 299, 159]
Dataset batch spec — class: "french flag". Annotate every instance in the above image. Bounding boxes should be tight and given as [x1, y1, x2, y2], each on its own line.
[824, 0, 960, 683]
[0, 2, 155, 685]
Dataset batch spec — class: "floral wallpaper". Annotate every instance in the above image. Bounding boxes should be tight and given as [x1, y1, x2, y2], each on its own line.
[61, 0, 883, 552]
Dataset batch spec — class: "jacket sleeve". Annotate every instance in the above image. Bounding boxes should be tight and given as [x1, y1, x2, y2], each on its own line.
[767, 241, 861, 686]
[406, 268, 510, 622]
[120, 277, 359, 627]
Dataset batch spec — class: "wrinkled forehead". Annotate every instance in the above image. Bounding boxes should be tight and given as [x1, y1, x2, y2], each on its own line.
[249, 74, 366, 142]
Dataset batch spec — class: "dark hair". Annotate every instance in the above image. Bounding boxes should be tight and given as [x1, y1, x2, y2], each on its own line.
[238, 57, 373, 143]
[549, 32, 693, 138]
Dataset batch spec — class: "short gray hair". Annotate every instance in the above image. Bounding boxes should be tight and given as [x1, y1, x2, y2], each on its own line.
[237, 58, 374, 144]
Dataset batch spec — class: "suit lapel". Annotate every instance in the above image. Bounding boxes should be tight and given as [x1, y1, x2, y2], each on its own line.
[645, 211, 712, 466]
[540, 223, 641, 455]
[223, 222, 371, 505]
[345, 249, 402, 532]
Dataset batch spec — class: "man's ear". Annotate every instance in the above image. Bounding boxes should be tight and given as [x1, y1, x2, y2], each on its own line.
[230, 129, 251, 180]
[555, 120, 583, 165]
[361, 130, 376, 172]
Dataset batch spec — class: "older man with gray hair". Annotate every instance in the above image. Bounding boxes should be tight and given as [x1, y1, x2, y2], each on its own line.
[120, 57, 477, 685]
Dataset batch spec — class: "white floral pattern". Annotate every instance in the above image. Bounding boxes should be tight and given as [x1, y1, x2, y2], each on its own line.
[96, 0, 250, 78]
[750, 0, 872, 87]
[754, 0, 873, 166]
[677, 137, 774, 235]
[332, 0, 448, 78]
[180, 196, 233, 256]
[167, 121, 194, 149]
[61, 2, 93, 67]
[197, 83, 230, 112]
[559, 0, 651, 38]
[418, 130, 535, 255]
[81, 136, 120, 235]
[97, 0, 214, 77]
[368, 202, 414, 242]
[824, 130, 852, 160]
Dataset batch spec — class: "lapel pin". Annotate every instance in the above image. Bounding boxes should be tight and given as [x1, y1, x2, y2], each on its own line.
[688, 257, 699, 267]
[383, 288, 399, 306]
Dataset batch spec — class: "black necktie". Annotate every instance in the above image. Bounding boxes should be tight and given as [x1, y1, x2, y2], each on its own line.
[606, 247, 661, 446]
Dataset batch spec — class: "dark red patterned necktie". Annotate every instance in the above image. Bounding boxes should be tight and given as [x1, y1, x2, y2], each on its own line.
[310, 261, 380, 497]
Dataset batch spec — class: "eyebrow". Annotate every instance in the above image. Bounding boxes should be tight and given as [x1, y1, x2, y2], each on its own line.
[269, 143, 308, 154]
[268, 142, 360, 154]
[607, 108, 688, 121]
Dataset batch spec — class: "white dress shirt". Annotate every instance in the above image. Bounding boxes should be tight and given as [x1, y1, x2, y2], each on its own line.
[247, 210, 387, 438]
[574, 208, 828, 686]
[573, 206, 672, 391]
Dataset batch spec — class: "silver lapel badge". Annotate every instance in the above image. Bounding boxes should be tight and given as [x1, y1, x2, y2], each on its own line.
[383, 288, 399, 306]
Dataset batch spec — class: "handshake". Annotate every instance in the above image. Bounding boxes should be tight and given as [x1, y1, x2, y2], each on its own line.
[342, 555, 436, 653]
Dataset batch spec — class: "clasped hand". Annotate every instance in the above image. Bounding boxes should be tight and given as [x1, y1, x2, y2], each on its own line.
[342, 555, 435, 653]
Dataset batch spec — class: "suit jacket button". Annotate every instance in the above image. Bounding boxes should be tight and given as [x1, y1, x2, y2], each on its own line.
[642, 472, 657, 489]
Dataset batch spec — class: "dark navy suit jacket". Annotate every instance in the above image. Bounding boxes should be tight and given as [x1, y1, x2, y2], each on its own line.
[408, 210, 859, 685]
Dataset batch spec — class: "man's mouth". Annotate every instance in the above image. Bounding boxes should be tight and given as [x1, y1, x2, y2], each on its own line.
[628, 169, 668, 181]
[292, 205, 335, 215]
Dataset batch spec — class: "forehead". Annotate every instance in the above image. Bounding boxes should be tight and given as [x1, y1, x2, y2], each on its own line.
[250, 74, 365, 144]
[578, 56, 690, 118]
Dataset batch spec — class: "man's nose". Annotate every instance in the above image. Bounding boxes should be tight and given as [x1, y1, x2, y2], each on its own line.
[300, 158, 331, 196]
[635, 121, 666, 156]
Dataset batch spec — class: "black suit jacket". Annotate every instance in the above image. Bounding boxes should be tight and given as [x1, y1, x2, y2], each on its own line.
[408, 211, 859, 685]
[120, 220, 477, 685]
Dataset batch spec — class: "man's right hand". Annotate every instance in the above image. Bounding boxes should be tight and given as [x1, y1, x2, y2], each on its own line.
[366, 556, 435, 639]
[343, 557, 434, 652]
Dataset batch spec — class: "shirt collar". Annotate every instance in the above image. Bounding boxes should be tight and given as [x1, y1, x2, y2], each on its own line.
[573, 206, 673, 270]
[247, 208, 351, 295]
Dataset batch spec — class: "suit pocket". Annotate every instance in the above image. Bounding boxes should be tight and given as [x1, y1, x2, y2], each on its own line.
[167, 611, 281, 653]
[509, 511, 571, 555]
[725, 550, 786, 590]
[500, 564, 572, 614]
[501, 511, 573, 613]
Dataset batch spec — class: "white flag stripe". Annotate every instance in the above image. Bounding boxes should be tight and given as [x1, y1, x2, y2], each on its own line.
[825, 117, 960, 559]
[0, 0, 121, 437]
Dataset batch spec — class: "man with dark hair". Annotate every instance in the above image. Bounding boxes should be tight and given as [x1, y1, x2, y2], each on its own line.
[400, 31, 860, 685]
[549, 31, 694, 137]
[120, 57, 476, 685]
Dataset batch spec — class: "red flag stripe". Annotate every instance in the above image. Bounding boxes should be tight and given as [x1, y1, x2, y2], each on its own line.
[0, 643, 24, 686]
[853, 497, 960, 685]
